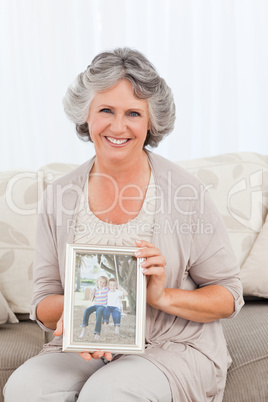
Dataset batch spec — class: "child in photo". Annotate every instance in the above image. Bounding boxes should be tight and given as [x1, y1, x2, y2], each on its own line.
[103, 278, 128, 334]
[79, 275, 108, 340]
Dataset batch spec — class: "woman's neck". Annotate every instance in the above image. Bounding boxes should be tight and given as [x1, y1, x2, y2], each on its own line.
[91, 150, 150, 184]
[87, 150, 151, 224]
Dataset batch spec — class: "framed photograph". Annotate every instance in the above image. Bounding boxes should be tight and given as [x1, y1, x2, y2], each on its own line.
[63, 244, 146, 354]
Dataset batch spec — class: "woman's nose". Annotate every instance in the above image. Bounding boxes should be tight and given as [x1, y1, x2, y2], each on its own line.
[110, 114, 126, 133]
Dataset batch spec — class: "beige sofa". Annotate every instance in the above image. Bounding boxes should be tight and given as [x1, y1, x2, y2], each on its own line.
[1, 152, 268, 401]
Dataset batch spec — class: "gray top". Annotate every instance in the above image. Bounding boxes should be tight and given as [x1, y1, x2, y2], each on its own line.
[30, 151, 244, 400]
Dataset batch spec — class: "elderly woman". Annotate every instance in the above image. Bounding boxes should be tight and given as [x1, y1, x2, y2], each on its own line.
[4, 48, 244, 402]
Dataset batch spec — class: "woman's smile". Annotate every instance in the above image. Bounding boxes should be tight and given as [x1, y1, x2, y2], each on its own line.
[105, 136, 130, 146]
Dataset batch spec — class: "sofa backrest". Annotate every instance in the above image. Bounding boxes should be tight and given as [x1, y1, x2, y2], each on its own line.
[1, 153, 267, 314]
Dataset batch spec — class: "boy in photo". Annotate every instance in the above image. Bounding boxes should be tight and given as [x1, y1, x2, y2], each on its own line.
[103, 278, 128, 334]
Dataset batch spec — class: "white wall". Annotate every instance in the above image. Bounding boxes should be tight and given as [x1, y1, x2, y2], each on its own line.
[1, 0, 268, 170]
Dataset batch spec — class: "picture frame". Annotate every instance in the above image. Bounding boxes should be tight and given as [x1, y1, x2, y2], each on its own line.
[63, 244, 146, 354]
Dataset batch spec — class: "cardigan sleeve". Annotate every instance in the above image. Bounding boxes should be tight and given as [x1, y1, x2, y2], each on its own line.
[188, 190, 244, 318]
[30, 189, 64, 331]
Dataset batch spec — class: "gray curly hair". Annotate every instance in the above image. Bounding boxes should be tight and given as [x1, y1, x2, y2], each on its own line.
[63, 48, 176, 148]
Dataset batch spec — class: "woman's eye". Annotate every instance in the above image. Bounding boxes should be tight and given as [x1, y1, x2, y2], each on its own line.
[129, 111, 140, 117]
[100, 108, 111, 113]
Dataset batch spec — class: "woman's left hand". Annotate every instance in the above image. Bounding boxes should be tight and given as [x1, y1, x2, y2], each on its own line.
[135, 240, 166, 309]
[79, 351, 113, 362]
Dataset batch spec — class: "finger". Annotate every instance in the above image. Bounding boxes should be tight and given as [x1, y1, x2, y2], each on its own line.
[135, 240, 155, 248]
[104, 352, 113, 361]
[141, 256, 166, 268]
[91, 351, 104, 360]
[142, 266, 166, 275]
[135, 247, 161, 259]
[79, 352, 92, 361]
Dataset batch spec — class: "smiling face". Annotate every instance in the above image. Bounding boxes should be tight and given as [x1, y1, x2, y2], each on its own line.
[86, 79, 150, 167]
[97, 277, 107, 289]
[108, 280, 117, 292]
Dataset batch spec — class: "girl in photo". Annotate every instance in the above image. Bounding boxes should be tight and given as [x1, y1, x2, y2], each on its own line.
[79, 275, 108, 340]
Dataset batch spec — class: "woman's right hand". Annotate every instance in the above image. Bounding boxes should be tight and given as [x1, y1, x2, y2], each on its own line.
[54, 314, 112, 362]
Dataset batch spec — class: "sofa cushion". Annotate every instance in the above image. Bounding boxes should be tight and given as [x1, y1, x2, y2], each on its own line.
[0, 164, 75, 315]
[0, 291, 18, 325]
[0, 170, 40, 313]
[222, 301, 268, 401]
[240, 213, 268, 298]
[177, 152, 268, 267]
[0, 321, 45, 402]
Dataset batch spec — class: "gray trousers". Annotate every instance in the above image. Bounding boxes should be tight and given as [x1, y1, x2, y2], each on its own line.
[3, 352, 172, 402]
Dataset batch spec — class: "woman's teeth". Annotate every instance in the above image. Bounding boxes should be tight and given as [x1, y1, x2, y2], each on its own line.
[106, 137, 128, 145]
